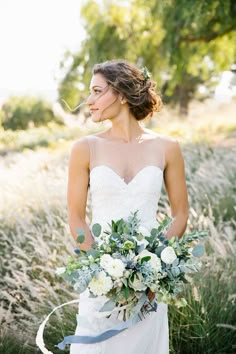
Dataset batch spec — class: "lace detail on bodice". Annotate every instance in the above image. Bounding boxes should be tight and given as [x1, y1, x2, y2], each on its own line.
[86, 134, 166, 234]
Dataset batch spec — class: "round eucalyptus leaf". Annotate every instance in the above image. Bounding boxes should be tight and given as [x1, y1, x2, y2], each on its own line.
[76, 228, 85, 235]
[92, 223, 102, 237]
[76, 234, 85, 244]
[192, 244, 205, 257]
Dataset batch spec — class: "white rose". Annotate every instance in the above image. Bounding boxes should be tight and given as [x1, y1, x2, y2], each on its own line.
[88, 271, 113, 296]
[100, 255, 125, 278]
[100, 254, 112, 269]
[105, 259, 125, 278]
[138, 250, 162, 272]
[129, 272, 146, 291]
[161, 246, 177, 264]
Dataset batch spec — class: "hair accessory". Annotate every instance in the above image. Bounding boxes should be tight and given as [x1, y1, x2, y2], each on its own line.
[141, 67, 152, 81]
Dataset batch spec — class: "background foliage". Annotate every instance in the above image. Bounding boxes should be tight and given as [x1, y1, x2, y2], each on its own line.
[58, 0, 236, 115]
[0, 96, 63, 131]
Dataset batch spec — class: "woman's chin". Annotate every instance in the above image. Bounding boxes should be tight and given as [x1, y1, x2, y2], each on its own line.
[90, 113, 101, 122]
[91, 114, 108, 123]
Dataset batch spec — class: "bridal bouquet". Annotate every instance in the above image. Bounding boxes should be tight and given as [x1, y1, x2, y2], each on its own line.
[56, 211, 207, 320]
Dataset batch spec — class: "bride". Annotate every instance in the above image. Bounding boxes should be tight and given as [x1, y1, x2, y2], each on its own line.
[67, 59, 189, 354]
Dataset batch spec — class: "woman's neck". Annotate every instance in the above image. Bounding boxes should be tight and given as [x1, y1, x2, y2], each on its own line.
[107, 116, 145, 143]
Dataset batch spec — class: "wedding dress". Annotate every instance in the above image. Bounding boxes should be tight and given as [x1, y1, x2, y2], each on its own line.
[70, 134, 169, 354]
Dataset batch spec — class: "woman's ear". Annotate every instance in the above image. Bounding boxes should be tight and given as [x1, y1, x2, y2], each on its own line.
[119, 94, 126, 105]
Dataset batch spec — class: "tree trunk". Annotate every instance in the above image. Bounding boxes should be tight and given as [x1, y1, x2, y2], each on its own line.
[176, 85, 191, 117]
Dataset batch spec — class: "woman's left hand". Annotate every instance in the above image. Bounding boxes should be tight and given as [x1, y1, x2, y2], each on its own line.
[147, 289, 155, 302]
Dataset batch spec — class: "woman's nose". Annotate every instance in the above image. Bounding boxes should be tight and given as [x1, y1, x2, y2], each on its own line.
[86, 94, 95, 106]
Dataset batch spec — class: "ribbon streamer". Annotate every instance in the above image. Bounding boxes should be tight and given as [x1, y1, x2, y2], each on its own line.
[55, 294, 157, 350]
[36, 298, 81, 354]
[36, 295, 158, 353]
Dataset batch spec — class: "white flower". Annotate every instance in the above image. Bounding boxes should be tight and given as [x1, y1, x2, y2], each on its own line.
[55, 267, 66, 275]
[88, 271, 113, 296]
[100, 254, 112, 269]
[107, 260, 125, 278]
[138, 250, 162, 272]
[161, 246, 177, 264]
[100, 254, 125, 278]
[129, 272, 146, 291]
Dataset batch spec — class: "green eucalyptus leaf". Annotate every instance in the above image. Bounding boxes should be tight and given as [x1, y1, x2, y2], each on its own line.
[86, 249, 99, 258]
[171, 267, 180, 277]
[155, 245, 165, 257]
[76, 234, 85, 244]
[92, 223, 102, 237]
[192, 244, 205, 257]
[172, 258, 180, 267]
[151, 228, 158, 237]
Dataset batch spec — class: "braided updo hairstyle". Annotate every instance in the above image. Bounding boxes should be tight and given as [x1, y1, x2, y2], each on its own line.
[92, 59, 162, 121]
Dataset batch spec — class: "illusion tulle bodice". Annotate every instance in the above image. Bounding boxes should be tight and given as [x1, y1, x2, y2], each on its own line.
[86, 134, 166, 234]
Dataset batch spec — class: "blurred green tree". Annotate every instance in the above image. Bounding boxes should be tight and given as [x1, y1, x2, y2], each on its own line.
[58, 0, 236, 116]
[1, 96, 63, 131]
[58, 0, 165, 110]
[160, 0, 236, 115]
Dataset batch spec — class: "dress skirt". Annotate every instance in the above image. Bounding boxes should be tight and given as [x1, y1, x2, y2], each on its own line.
[70, 289, 169, 354]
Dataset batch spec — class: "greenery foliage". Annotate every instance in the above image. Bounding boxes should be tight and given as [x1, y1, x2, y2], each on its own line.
[0, 122, 83, 155]
[0, 96, 63, 131]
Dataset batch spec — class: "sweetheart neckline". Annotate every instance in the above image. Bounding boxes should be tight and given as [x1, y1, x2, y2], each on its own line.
[89, 165, 163, 186]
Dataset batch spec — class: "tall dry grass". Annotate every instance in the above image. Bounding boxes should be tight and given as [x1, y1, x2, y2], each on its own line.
[0, 102, 235, 353]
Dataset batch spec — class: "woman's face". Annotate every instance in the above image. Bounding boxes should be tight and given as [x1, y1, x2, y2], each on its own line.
[87, 73, 122, 122]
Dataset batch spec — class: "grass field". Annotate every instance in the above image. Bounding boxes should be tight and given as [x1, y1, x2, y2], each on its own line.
[0, 100, 235, 353]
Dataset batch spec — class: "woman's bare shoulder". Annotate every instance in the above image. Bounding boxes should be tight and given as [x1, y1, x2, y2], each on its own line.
[69, 136, 90, 167]
[71, 136, 90, 152]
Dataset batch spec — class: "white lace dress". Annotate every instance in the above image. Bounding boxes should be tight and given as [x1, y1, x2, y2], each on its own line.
[70, 134, 169, 354]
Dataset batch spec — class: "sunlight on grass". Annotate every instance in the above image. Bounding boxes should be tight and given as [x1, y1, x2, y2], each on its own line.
[0, 101, 235, 353]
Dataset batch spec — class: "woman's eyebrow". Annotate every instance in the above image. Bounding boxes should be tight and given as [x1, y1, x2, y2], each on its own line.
[89, 85, 103, 90]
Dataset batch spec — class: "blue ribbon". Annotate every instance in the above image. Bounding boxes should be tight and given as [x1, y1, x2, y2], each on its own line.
[55, 296, 158, 350]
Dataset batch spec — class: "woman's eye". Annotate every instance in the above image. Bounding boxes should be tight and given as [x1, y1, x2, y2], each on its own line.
[94, 90, 102, 94]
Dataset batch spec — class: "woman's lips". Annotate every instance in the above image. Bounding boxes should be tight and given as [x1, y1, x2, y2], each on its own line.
[90, 108, 98, 113]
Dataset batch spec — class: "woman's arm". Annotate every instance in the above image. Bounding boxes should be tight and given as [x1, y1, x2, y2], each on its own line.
[163, 139, 189, 240]
[67, 138, 95, 251]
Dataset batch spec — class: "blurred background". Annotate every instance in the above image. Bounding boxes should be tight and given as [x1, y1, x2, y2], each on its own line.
[0, 0, 235, 353]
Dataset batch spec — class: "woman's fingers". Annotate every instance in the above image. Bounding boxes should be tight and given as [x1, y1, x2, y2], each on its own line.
[147, 289, 155, 302]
